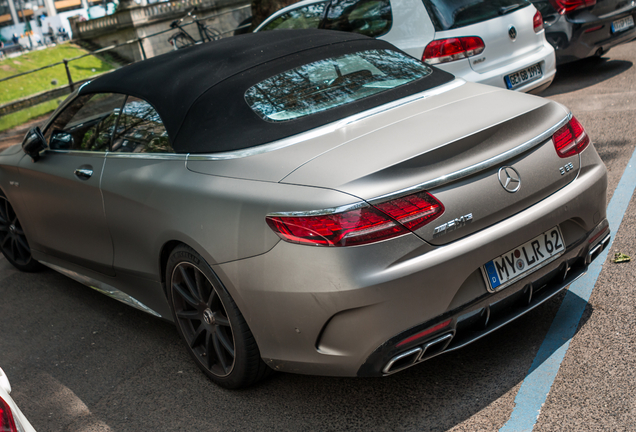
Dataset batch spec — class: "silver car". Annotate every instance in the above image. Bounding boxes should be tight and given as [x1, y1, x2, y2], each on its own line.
[1, 30, 609, 389]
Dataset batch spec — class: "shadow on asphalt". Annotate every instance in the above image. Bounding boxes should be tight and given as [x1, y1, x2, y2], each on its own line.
[0, 262, 594, 431]
[594, 139, 632, 164]
[542, 57, 633, 97]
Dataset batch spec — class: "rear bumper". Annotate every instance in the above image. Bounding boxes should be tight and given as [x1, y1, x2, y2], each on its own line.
[359, 225, 610, 376]
[439, 41, 556, 93]
[544, 9, 636, 64]
[216, 145, 608, 377]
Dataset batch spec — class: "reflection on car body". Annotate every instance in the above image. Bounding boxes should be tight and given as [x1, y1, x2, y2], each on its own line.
[0, 30, 609, 389]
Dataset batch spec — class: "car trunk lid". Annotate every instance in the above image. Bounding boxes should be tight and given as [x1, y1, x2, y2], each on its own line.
[281, 83, 577, 246]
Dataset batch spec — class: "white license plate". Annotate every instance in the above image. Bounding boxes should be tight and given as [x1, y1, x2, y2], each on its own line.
[611, 15, 635, 33]
[482, 226, 565, 292]
[505, 63, 542, 90]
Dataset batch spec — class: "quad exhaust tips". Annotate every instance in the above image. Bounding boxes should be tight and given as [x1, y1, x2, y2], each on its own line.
[382, 332, 454, 375]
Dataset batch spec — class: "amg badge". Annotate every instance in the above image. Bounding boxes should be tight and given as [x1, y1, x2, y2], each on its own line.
[433, 213, 473, 236]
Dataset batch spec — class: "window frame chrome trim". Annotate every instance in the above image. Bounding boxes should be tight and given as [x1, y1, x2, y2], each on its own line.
[45, 149, 108, 158]
[44, 149, 187, 160]
[106, 152, 187, 160]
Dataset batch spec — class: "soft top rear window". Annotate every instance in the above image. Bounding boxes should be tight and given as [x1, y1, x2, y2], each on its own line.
[423, 0, 531, 31]
[245, 49, 432, 122]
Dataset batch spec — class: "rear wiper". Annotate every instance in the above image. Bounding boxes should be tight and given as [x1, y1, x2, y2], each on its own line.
[499, 4, 522, 15]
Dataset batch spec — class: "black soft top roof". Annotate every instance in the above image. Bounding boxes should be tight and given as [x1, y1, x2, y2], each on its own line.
[82, 30, 453, 154]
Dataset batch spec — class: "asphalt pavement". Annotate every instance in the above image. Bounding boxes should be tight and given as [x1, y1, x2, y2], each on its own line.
[1, 41, 635, 432]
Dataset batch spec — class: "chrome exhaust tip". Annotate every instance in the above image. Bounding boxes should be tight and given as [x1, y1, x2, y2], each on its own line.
[417, 333, 454, 362]
[382, 347, 422, 375]
[588, 233, 611, 264]
[383, 332, 455, 375]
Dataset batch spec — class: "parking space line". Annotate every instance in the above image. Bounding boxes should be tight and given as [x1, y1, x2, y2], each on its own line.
[500, 148, 636, 432]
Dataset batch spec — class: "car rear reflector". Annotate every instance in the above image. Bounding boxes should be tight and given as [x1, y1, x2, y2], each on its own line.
[553, 116, 590, 158]
[0, 396, 18, 432]
[396, 319, 452, 347]
[422, 37, 485, 65]
[584, 25, 603, 33]
[533, 11, 544, 33]
[266, 191, 444, 247]
[549, 0, 596, 15]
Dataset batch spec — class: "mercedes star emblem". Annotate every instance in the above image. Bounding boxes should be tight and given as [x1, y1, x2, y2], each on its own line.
[498, 166, 521, 193]
[508, 26, 517, 41]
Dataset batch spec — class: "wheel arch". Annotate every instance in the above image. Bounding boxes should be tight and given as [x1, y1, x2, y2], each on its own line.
[159, 239, 184, 296]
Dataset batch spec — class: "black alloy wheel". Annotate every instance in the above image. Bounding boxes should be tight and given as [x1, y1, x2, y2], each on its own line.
[166, 245, 271, 388]
[0, 193, 42, 272]
[172, 261, 236, 377]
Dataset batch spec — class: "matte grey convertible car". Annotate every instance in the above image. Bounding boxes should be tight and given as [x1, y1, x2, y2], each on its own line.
[1, 30, 610, 389]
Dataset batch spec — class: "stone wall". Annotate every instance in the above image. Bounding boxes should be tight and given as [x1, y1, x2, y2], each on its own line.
[74, 0, 251, 62]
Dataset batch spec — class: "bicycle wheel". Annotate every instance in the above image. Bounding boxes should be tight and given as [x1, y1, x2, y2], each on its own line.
[170, 33, 194, 50]
[203, 26, 222, 42]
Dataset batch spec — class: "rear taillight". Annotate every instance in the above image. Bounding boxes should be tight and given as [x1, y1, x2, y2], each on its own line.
[549, 0, 596, 15]
[422, 37, 485, 65]
[0, 396, 18, 432]
[266, 191, 444, 247]
[552, 116, 590, 158]
[533, 11, 544, 32]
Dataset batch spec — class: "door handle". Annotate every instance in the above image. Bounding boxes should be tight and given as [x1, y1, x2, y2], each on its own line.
[74, 168, 93, 180]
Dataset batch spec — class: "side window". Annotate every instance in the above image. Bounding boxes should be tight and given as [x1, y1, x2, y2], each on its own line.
[322, 0, 392, 37]
[111, 96, 173, 153]
[45, 93, 126, 152]
[260, 3, 327, 31]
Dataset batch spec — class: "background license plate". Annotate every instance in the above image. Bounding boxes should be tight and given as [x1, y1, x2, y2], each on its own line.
[612, 15, 635, 33]
[483, 227, 564, 291]
[505, 63, 542, 89]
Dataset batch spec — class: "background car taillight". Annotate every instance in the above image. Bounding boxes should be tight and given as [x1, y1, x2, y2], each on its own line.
[553, 116, 590, 158]
[0, 397, 19, 432]
[549, 0, 596, 15]
[422, 37, 485, 65]
[533, 11, 544, 33]
[266, 191, 444, 247]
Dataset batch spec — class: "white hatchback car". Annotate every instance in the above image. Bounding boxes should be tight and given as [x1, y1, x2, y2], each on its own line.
[0, 367, 36, 432]
[255, 0, 556, 93]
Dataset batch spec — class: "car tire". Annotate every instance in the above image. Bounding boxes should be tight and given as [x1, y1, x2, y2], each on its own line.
[0, 191, 43, 272]
[166, 244, 272, 389]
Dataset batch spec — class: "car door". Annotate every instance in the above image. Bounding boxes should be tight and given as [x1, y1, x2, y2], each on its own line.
[99, 95, 184, 313]
[17, 92, 126, 276]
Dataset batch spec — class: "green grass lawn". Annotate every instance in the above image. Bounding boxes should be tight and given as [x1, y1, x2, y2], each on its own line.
[0, 99, 63, 132]
[0, 43, 115, 104]
[0, 43, 116, 132]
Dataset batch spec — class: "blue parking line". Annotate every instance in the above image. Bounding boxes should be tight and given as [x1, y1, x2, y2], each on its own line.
[500, 148, 636, 432]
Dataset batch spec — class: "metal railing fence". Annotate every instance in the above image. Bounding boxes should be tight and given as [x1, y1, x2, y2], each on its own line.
[0, 4, 250, 117]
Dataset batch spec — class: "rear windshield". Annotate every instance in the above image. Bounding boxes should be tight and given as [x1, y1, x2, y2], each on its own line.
[245, 49, 432, 122]
[423, 0, 531, 31]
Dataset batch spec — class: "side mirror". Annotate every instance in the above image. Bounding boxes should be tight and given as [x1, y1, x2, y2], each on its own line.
[22, 127, 47, 162]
